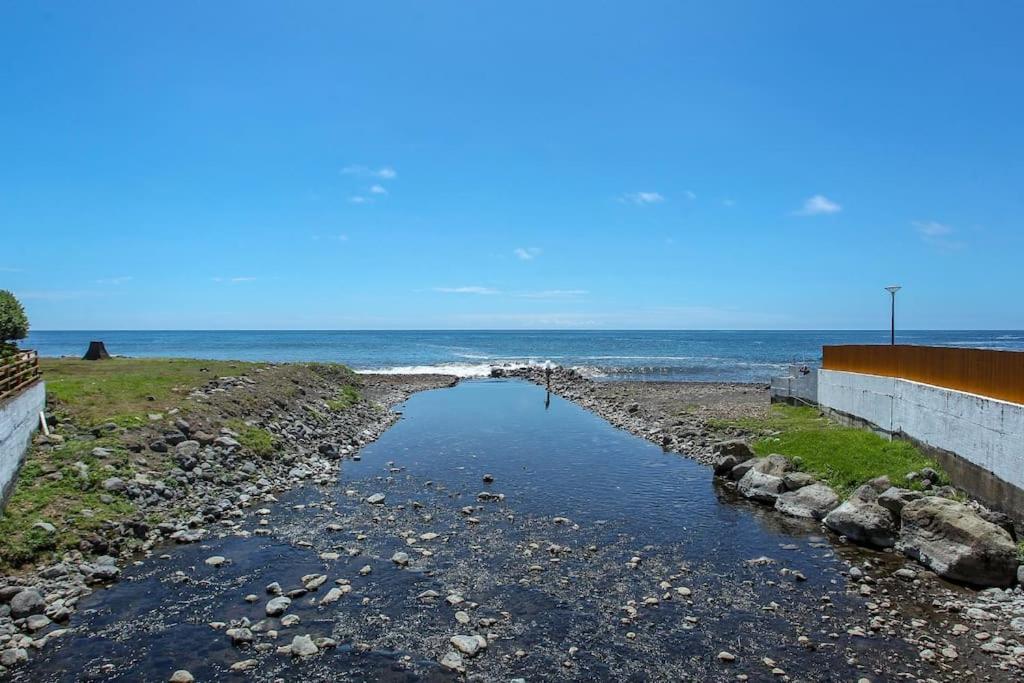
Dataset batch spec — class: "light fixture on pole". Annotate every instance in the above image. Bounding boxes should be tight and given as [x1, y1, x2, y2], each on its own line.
[885, 286, 901, 345]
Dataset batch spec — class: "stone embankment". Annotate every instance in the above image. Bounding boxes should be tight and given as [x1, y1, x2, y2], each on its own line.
[0, 366, 456, 673]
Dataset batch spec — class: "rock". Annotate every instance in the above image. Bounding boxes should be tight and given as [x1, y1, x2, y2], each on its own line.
[751, 454, 793, 477]
[1, 648, 28, 667]
[391, 551, 410, 566]
[782, 472, 814, 491]
[877, 487, 924, 516]
[102, 477, 126, 492]
[774, 483, 840, 520]
[204, 556, 226, 567]
[737, 469, 786, 504]
[10, 589, 45, 618]
[175, 440, 200, 458]
[230, 659, 257, 672]
[266, 582, 282, 595]
[366, 493, 386, 505]
[717, 651, 736, 662]
[1018, 565, 1024, 586]
[713, 439, 755, 460]
[824, 484, 898, 548]
[896, 497, 1019, 587]
[440, 651, 465, 672]
[482, 474, 494, 483]
[451, 635, 482, 657]
[26, 614, 51, 631]
[266, 596, 292, 616]
[320, 587, 344, 605]
[290, 634, 318, 657]
[226, 627, 254, 645]
[169, 671, 195, 683]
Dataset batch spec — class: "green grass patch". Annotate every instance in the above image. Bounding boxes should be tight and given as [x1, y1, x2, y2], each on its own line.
[326, 384, 361, 411]
[0, 438, 135, 568]
[226, 419, 277, 457]
[721, 405, 944, 497]
[41, 357, 263, 426]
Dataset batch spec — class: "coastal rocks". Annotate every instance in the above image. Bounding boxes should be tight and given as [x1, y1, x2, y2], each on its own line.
[824, 484, 898, 548]
[877, 487, 924, 516]
[450, 634, 486, 657]
[735, 455, 793, 504]
[169, 671, 195, 683]
[289, 634, 318, 657]
[712, 440, 754, 475]
[366, 493, 386, 505]
[774, 483, 840, 520]
[9, 589, 45, 619]
[737, 470, 786, 504]
[896, 497, 1019, 587]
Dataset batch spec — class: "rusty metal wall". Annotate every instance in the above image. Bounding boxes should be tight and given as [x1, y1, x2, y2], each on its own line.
[822, 344, 1024, 405]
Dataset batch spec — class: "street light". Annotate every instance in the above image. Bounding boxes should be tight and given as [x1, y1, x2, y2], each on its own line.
[885, 286, 901, 345]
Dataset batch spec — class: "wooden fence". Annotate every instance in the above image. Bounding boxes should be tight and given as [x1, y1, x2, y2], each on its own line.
[822, 344, 1024, 405]
[0, 350, 42, 404]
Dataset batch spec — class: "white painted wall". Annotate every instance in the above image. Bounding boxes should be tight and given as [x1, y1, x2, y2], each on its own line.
[0, 381, 46, 505]
[819, 369, 1024, 492]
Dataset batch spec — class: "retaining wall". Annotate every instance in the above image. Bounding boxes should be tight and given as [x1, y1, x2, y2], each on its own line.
[0, 381, 45, 507]
[818, 369, 1024, 520]
[769, 365, 819, 406]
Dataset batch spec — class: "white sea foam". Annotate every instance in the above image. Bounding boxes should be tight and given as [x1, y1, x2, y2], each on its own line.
[357, 360, 556, 378]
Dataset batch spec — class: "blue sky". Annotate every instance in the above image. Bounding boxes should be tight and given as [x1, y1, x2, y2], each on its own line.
[2, 1, 1022, 330]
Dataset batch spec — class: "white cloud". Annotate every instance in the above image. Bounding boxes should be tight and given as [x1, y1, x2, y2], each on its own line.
[621, 191, 665, 206]
[369, 184, 388, 195]
[795, 194, 842, 216]
[312, 233, 348, 242]
[349, 195, 370, 204]
[514, 289, 588, 299]
[433, 286, 499, 295]
[684, 190, 697, 200]
[342, 165, 397, 180]
[513, 247, 542, 261]
[213, 276, 257, 284]
[913, 220, 963, 249]
[95, 276, 133, 285]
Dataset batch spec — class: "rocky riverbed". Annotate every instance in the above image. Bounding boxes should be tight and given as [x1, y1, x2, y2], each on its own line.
[2, 371, 1023, 681]
[0, 364, 455, 675]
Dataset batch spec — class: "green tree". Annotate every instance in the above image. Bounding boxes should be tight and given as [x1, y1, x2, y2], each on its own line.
[0, 290, 29, 351]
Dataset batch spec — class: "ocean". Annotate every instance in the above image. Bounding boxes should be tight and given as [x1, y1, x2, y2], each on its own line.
[22, 330, 1024, 383]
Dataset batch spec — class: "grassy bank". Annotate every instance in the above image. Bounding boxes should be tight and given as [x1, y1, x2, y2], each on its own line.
[1, 358, 269, 568]
[40, 357, 261, 426]
[715, 405, 944, 497]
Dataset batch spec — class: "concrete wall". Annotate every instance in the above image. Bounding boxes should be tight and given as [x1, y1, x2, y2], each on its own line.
[770, 365, 818, 406]
[819, 369, 1024, 519]
[0, 381, 45, 507]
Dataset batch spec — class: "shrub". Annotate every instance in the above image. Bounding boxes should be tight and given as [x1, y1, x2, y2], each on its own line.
[0, 290, 29, 348]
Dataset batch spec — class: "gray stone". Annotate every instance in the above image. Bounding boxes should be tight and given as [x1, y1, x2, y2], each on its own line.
[440, 651, 465, 672]
[391, 552, 410, 566]
[366, 493, 386, 505]
[31, 521, 56, 534]
[0, 648, 28, 667]
[9, 589, 45, 619]
[25, 614, 51, 631]
[782, 472, 815, 491]
[896, 497, 1019, 587]
[290, 634, 318, 657]
[824, 484, 898, 548]
[266, 596, 291, 616]
[450, 635, 481, 657]
[175, 440, 200, 458]
[737, 469, 786, 504]
[169, 670, 195, 683]
[774, 483, 840, 520]
[877, 487, 924, 516]
[712, 440, 755, 476]
[101, 477, 126, 492]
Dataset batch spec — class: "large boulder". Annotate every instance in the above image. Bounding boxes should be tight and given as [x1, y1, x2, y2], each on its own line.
[877, 487, 924, 516]
[824, 484, 899, 548]
[897, 497, 1019, 587]
[9, 589, 45, 618]
[775, 483, 840, 520]
[712, 440, 755, 476]
[737, 470, 786, 504]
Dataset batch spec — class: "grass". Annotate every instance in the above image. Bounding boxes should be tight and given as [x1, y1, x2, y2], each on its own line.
[41, 357, 262, 426]
[717, 405, 944, 497]
[226, 419, 277, 457]
[326, 384, 361, 411]
[0, 437, 134, 568]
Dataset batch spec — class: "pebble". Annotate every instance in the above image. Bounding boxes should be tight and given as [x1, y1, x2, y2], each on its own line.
[204, 556, 226, 567]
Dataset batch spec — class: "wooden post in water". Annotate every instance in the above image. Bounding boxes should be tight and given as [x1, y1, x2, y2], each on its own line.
[82, 341, 111, 360]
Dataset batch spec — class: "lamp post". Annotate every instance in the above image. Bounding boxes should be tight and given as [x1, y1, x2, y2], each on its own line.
[885, 286, 901, 345]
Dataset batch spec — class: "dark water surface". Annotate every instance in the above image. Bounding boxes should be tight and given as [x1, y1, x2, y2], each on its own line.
[19, 381, 913, 681]
[25, 329, 1024, 382]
